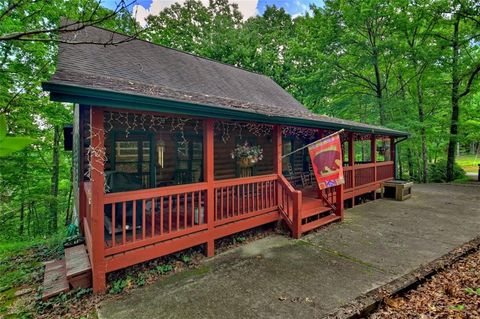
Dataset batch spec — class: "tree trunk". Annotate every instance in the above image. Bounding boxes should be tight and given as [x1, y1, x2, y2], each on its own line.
[407, 147, 414, 180]
[416, 76, 428, 183]
[373, 50, 385, 126]
[65, 167, 73, 226]
[19, 202, 24, 236]
[49, 125, 61, 233]
[446, 16, 460, 182]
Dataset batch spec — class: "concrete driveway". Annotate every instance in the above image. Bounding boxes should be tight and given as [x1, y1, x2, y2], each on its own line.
[98, 184, 480, 319]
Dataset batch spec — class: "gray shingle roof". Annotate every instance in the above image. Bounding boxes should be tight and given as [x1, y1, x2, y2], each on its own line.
[46, 25, 407, 137]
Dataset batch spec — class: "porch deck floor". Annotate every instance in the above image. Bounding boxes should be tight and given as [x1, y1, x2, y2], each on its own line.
[97, 184, 480, 319]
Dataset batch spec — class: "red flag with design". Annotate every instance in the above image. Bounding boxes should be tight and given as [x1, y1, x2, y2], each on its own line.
[308, 133, 345, 190]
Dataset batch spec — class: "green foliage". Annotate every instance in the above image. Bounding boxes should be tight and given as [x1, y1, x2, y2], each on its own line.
[109, 278, 128, 294]
[449, 304, 465, 311]
[155, 264, 174, 275]
[428, 159, 466, 183]
[465, 287, 480, 296]
[0, 114, 34, 157]
[0, 0, 140, 242]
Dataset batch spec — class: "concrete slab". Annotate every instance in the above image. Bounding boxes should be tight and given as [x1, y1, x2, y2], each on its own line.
[98, 184, 480, 319]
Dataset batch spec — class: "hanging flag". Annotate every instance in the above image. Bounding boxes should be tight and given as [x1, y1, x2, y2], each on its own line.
[308, 133, 345, 190]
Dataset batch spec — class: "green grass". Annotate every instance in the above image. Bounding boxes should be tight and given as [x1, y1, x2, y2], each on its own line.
[456, 155, 479, 173]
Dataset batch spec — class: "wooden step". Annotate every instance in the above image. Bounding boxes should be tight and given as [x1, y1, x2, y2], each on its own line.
[301, 206, 332, 219]
[301, 214, 341, 234]
[301, 196, 324, 210]
[42, 260, 69, 300]
[65, 245, 92, 289]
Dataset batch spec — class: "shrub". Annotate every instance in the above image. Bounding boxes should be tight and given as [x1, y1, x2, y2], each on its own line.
[428, 159, 466, 182]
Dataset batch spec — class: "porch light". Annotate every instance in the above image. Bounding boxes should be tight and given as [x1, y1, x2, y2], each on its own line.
[157, 139, 166, 168]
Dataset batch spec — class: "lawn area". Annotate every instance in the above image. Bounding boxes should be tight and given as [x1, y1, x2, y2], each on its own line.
[456, 155, 479, 173]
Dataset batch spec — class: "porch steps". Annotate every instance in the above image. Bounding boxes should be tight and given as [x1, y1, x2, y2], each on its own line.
[299, 194, 339, 234]
[42, 260, 69, 300]
[42, 245, 92, 300]
[301, 205, 332, 219]
[65, 245, 92, 289]
[301, 196, 332, 219]
[301, 214, 341, 233]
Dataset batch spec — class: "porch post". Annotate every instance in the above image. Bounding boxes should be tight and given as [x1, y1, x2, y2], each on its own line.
[273, 125, 282, 175]
[90, 107, 106, 293]
[371, 134, 378, 200]
[348, 133, 355, 166]
[390, 136, 396, 179]
[371, 134, 377, 180]
[348, 133, 355, 207]
[371, 134, 377, 163]
[204, 119, 215, 257]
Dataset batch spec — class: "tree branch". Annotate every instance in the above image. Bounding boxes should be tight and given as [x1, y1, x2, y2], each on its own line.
[459, 64, 480, 98]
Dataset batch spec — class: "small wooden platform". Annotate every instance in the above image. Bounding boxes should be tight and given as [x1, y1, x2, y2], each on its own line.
[383, 180, 413, 201]
[42, 245, 92, 300]
[42, 260, 69, 300]
[65, 245, 92, 289]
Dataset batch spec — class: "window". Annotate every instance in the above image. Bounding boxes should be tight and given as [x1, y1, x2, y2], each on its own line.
[282, 138, 293, 174]
[174, 137, 203, 184]
[108, 132, 155, 192]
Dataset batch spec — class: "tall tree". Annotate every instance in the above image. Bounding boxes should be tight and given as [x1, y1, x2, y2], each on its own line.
[434, 0, 480, 181]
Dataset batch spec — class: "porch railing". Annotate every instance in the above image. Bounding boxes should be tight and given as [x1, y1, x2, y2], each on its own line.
[81, 161, 394, 263]
[102, 183, 208, 256]
[277, 175, 302, 237]
[344, 161, 394, 190]
[213, 175, 278, 226]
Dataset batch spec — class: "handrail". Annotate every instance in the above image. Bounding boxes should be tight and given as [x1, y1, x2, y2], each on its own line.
[278, 174, 299, 194]
[213, 174, 277, 188]
[277, 174, 302, 238]
[104, 182, 208, 204]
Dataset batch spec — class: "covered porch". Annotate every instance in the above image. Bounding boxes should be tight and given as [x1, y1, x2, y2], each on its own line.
[78, 106, 395, 292]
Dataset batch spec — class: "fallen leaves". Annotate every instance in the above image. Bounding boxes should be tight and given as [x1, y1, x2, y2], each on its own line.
[371, 250, 480, 318]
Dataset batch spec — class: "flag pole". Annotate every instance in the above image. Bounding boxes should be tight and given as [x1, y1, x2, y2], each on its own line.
[281, 129, 345, 159]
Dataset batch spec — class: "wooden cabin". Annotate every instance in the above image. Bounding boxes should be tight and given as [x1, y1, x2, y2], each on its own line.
[43, 25, 408, 293]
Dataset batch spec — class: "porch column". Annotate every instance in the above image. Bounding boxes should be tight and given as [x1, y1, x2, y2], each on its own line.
[371, 134, 377, 163]
[371, 134, 378, 200]
[348, 133, 355, 207]
[204, 119, 215, 257]
[348, 133, 355, 166]
[90, 107, 106, 293]
[273, 125, 282, 175]
[390, 136, 396, 179]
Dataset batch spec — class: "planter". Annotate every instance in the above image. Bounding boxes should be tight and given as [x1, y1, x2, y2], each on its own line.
[239, 157, 255, 168]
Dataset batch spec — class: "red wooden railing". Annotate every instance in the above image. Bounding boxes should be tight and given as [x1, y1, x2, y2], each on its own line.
[81, 182, 94, 267]
[376, 161, 394, 181]
[343, 161, 394, 191]
[354, 163, 376, 187]
[103, 183, 208, 255]
[343, 167, 354, 190]
[277, 175, 302, 237]
[214, 175, 278, 226]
